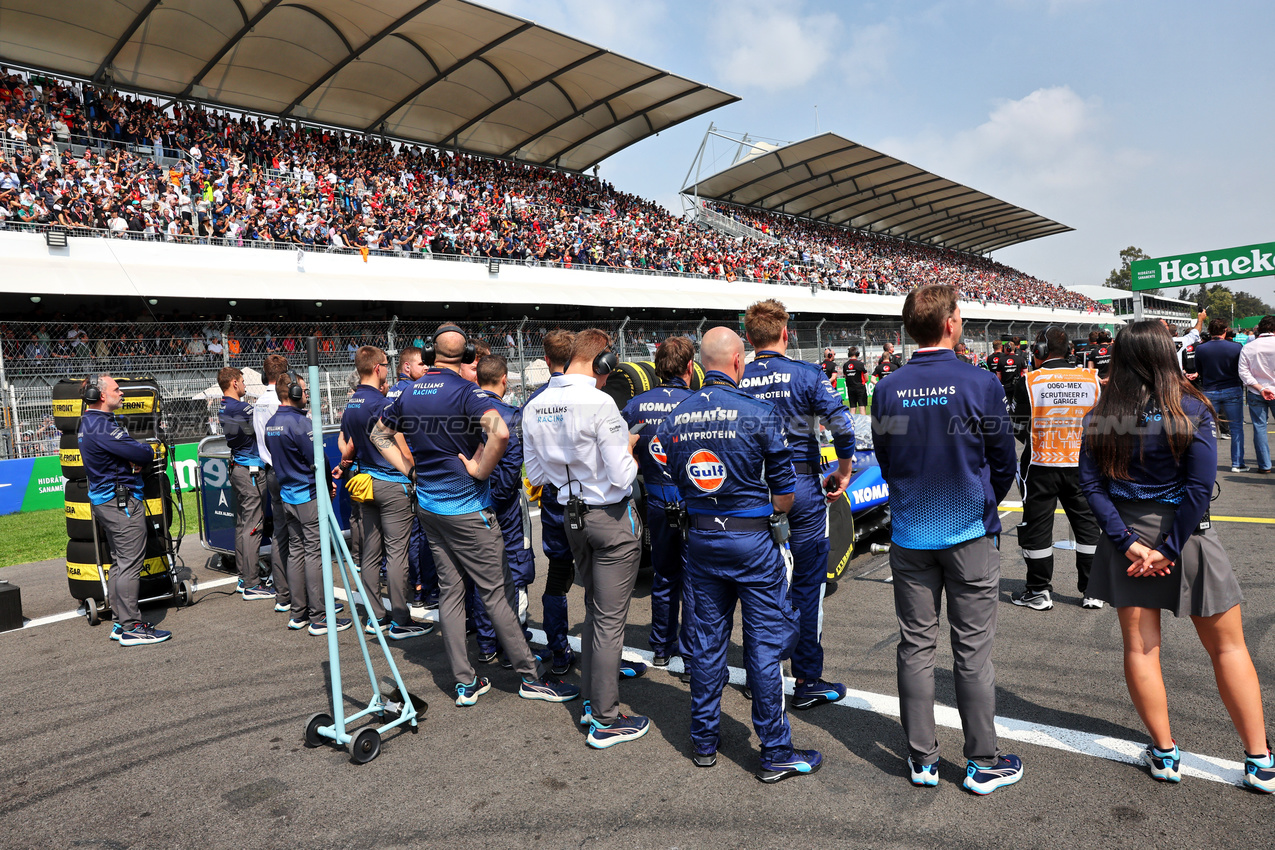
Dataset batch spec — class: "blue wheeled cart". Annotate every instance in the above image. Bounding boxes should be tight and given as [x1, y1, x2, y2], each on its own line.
[194, 430, 354, 573]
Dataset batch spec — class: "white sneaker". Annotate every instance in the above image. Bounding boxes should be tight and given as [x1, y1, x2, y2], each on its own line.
[1231, 466, 1248, 473]
[1082, 597, 1105, 609]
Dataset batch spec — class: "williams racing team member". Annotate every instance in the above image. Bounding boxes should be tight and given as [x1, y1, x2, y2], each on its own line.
[658, 326, 823, 782]
[254, 354, 293, 613]
[740, 299, 854, 710]
[217, 366, 274, 602]
[386, 346, 438, 610]
[871, 284, 1022, 794]
[372, 325, 577, 708]
[1011, 328, 1103, 612]
[523, 328, 649, 749]
[621, 335, 696, 673]
[78, 374, 170, 645]
[334, 346, 431, 640]
[523, 329, 581, 675]
[264, 373, 351, 636]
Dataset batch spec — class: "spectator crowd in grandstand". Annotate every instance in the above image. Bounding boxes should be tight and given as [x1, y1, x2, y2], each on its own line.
[0, 68, 1106, 313]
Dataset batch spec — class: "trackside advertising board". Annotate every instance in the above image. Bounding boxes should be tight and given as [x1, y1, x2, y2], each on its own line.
[0, 442, 202, 516]
[1131, 241, 1275, 292]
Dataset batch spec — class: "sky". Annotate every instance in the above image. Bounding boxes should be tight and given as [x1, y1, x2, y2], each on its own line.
[481, 0, 1275, 307]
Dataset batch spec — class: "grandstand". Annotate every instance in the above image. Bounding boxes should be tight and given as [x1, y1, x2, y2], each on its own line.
[0, 0, 1109, 460]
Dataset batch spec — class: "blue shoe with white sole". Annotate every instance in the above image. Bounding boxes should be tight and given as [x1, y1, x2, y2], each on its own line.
[519, 677, 579, 703]
[909, 757, 939, 787]
[586, 713, 650, 749]
[1143, 742, 1181, 783]
[758, 749, 823, 783]
[1244, 745, 1275, 794]
[454, 676, 491, 707]
[117, 623, 172, 647]
[109, 623, 123, 642]
[579, 699, 592, 727]
[963, 755, 1024, 795]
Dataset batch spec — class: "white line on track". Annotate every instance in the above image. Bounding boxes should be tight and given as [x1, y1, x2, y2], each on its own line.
[15, 537, 1248, 787]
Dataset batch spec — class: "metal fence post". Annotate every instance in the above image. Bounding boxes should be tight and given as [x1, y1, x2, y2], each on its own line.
[617, 316, 630, 362]
[0, 338, 11, 459]
[386, 314, 398, 356]
[221, 314, 232, 368]
[696, 317, 707, 350]
[515, 316, 528, 401]
[816, 318, 826, 355]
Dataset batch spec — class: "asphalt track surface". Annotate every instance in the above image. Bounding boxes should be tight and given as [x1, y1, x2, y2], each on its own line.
[1, 462, 1272, 849]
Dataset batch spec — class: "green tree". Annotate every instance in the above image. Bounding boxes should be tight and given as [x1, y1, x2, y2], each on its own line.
[1204, 285, 1234, 322]
[1106, 246, 1150, 291]
[1233, 289, 1274, 319]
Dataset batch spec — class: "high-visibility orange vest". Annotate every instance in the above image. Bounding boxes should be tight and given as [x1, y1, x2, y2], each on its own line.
[1024, 366, 1101, 466]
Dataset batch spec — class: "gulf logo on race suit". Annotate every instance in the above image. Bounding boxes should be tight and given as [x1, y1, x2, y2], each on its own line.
[686, 449, 726, 493]
[649, 435, 668, 466]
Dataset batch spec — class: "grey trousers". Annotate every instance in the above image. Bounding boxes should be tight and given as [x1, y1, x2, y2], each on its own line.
[418, 508, 541, 686]
[891, 535, 1001, 767]
[357, 479, 414, 625]
[265, 467, 291, 604]
[566, 500, 642, 726]
[283, 498, 325, 622]
[229, 464, 266, 588]
[95, 496, 147, 627]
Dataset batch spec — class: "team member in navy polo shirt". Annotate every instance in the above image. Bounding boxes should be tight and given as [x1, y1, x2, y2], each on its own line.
[1194, 318, 1248, 471]
[264, 373, 352, 636]
[218, 366, 274, 602]
[372, 325, 577, 708]
[621, 335, 695, 671]
[659, 326, 822, 782]
[386, 346, 438, 610]
[78, 374, 170, 646]
[740, 299, 855, 711]
[871, 284, 1022, 794]
[335, 346, 430, 640]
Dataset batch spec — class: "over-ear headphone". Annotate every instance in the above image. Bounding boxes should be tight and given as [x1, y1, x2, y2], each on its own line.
[422, 324, 476, 367]
[593, 349, 618, 376]
[284, 371, 305, 402]
[1033, 327, 1061, 363]
[82, 374, 102, 403]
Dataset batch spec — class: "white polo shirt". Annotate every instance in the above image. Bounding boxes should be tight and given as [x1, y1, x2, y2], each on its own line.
[253, 384, 280, 467]
[522, 373, 637, 507]
[1238, 334, 1275, 395]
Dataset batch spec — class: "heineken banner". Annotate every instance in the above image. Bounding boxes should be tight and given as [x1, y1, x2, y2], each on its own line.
[0, 442, 202, 516]
[1131, 241, 1275, 292]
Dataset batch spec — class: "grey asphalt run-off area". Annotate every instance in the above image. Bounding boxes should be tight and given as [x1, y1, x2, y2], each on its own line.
[0, 462, 1272, 849]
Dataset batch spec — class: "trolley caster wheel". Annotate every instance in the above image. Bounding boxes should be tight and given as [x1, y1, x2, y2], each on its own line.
[304, 712, 334, 748]
[350, 728, 381, 765]
[86, 599, 100, 626]
[177, 580, 194, 607]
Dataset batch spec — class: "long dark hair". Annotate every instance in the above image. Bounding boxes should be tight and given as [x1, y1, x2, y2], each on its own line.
[1085, 320, 1213, 480]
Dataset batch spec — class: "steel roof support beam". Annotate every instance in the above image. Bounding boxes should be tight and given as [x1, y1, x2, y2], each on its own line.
[500, 71, 668, 158]
[806, 175, 951, 223]
[547, 85, 706, 165]
[281, 0, 445, 117]
[388, 34, 441, 75]
[692, 141, 861, 198]
[182, 0, 286, 96]
[93, 0, 164, 82]
[759, 156, 900, 210]
[365, 22, 535, 132]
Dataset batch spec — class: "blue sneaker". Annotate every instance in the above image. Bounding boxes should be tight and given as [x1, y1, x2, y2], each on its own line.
[579, 699, 592, 726]
[273, 601, 290, 613]
[792, 679, 846, 710]
[519, 676, 580, 703]
[963, 755, 1024, 795]
[109, 623, 123, 642]
[117, 623, 172, 647]
[1143, 742, 1181, 783]
[1244, 745, 1275, 794]
[387, 621, 432, 640]
[909, 757, 939, 787]
[365, 616, 391, 635]
[287, 616, 310, 630]
[454, 676, 491, 707]
[307, 618, 352, 636]
[586, 713, 650, 749]
[236, 579, 246, 595]
[619, 660, 648, 679]
[550, 648, 576, 676]
[758, 749, 823, 783]
[242, 584, 276, 601]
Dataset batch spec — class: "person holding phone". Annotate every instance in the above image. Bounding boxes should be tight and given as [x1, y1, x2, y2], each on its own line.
[1079, 320, 1273, 793]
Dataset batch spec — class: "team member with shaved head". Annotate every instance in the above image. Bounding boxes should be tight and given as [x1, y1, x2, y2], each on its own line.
[658, 327, 821, 782]
[373, 325, 577, 708]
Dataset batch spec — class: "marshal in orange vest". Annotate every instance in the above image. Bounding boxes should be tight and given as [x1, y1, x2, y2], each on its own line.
[1024, 366, 1101, 467]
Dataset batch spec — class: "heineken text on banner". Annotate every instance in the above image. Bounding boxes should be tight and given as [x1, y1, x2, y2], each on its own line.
[1131, 242, 1275, 292]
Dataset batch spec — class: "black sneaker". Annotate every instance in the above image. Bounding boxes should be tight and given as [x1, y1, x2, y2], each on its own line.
[476, 647, 499, 664]
[1010, 589, 1053, 611]
[652, 654, 670, 668]
[693, 749, 717, 768]
[550, 648, 576, 676]
[757, 749, 823, 783]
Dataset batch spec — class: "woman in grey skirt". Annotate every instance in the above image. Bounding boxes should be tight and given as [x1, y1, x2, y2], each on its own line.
[1079, 320, 1273, 793]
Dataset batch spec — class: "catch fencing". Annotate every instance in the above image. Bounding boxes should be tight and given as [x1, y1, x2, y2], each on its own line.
[0, 316, 1107, 460]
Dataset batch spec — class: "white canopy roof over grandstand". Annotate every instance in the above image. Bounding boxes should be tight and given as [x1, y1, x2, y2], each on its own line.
[685, 133, 1072, 256]
[0, 0, 737, 172]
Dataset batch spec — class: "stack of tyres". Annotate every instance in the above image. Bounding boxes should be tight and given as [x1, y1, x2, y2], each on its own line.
[601, 360, 706, 408]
